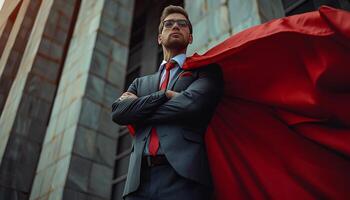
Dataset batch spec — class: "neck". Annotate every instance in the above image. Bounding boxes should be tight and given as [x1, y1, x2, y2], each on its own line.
[163, 47, 186, 61]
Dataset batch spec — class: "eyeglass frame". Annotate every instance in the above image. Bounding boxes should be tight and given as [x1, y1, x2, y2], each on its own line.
[162, 19, 190, 30]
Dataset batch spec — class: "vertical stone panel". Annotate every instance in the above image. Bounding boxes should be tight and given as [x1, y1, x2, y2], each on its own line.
[186, 0, 231, 55]
[0, 0, 54, 168]
[0, 21, 5, 37]
[0, 1, 29, 113]
[0, 0, 21, 53]
[30, 0, 102, 198]
[0, 0, 50, 195]
[137, 2, 160, 75]
[0, 0, 81, 199]
[257, 0, 285, 22]
[185, 0, 284, 55]
[30, 0, 134, 199]
[0, 0, 21, 25]
[0, 0, 54, 156]
[97, 0, 134, 153]
[0, 16, 14, 58]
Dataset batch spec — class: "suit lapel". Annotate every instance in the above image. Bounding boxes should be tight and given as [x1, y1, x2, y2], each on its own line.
[168, 68, 183, 90]
[169, 58, 188, 90]
[150, 71, 161, 92]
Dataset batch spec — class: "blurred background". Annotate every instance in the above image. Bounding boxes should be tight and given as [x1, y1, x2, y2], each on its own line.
[0, 0, 349, 200]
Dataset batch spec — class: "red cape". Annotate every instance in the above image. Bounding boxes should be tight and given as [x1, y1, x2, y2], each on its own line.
[183, 6, 350, 200]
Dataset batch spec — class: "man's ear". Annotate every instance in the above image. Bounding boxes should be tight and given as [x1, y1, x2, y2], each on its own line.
[158, 34, 162, 45]
[189, 34, 193, 44]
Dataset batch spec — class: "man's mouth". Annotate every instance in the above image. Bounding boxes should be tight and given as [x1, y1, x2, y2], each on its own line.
[170, 33, 181, 37]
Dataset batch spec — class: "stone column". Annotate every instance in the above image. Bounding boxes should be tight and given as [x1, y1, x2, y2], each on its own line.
[0, 0, 21, 29]
[0, 0, 80, 199]
[0, 0, 42, 115]
[0, 0, 54, 199]
[29, 0, 134, 199]
[0, 22, 5, 37]
[0, 0, 54, 167]
[0, 0, 21, 58]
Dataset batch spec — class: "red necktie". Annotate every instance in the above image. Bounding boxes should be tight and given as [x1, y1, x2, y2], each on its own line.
[149, 61, 176, 156]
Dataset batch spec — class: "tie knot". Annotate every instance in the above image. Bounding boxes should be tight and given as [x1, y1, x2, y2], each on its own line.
[165, 61, 176, 71]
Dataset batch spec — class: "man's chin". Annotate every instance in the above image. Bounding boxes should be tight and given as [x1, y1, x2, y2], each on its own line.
[165, 41, 188, 50]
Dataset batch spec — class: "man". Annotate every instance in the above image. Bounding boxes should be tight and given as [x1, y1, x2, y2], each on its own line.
[112, 5, 223, 200]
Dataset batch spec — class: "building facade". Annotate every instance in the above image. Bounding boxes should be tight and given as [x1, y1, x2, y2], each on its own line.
[0, 0, 349, 200]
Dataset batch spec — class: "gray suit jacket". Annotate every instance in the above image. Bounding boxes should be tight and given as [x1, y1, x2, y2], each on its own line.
[111, 64, 223, 197]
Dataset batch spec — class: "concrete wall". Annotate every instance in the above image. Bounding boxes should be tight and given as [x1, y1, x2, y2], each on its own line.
[185, 0, 284, 55]
[29, 0, 134, 199]
[0, 0, 134, 199]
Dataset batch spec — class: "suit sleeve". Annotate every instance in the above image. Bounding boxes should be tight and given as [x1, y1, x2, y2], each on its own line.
[111, 78, 169, 125]
[143, 65, 223, 124]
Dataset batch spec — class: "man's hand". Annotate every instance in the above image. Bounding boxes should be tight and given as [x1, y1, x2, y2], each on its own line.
[119, 92, 138, 101]
[165, 90, 180, 99]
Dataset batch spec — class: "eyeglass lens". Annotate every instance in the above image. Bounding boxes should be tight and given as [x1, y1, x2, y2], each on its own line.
[164, 20, 188, 28]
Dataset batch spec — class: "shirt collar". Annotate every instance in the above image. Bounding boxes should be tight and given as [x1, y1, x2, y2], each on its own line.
[159, 53, 186, 72]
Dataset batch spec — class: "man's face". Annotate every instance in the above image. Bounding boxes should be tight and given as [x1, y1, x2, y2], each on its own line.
[158, 13, 193, 51]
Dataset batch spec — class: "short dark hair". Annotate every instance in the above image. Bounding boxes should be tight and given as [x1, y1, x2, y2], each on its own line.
[158, 5, 193, 34]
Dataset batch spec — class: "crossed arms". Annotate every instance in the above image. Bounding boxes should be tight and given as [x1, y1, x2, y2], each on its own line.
[111, 65, 223, 126]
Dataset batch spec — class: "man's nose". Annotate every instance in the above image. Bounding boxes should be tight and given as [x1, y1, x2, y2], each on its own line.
[172, 23, 180, 30]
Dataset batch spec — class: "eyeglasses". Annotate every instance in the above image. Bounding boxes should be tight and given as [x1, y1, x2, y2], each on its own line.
[163, 19, 189, 29]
